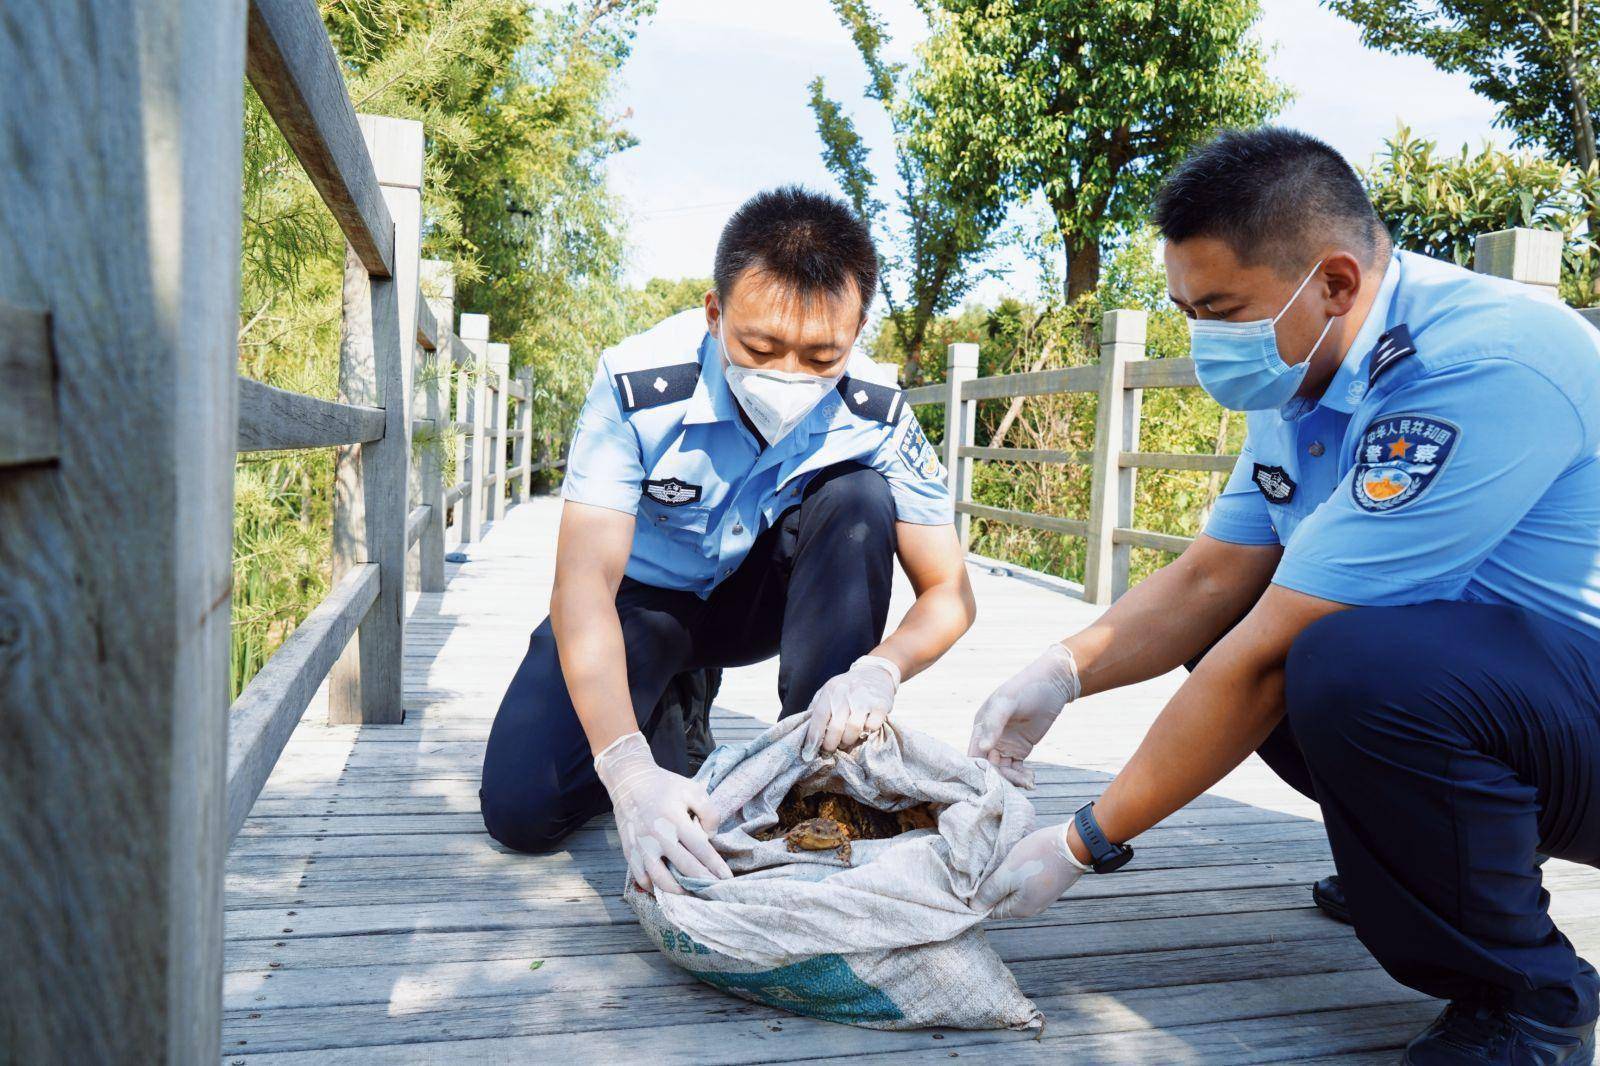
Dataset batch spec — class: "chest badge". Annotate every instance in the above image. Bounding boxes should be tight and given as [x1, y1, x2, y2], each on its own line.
[644, 477, 702, 506]
[1352, 413, 1459, 513]
[1251, 463, 1297, 504]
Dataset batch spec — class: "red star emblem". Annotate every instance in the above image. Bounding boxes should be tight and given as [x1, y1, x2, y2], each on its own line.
[1387, 436, 1411, 459]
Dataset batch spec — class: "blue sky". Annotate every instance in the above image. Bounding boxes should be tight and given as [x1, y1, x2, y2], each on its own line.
[605, 0, 1508, 304]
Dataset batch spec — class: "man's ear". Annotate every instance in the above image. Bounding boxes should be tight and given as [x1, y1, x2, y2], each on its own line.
[1321, 252, 1364, 317]
[704, 290, 722, 333]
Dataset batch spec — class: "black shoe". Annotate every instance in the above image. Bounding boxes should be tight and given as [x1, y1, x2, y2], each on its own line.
[1311, 874, 1352, 925]
[1403, 1003, 1596, 1065]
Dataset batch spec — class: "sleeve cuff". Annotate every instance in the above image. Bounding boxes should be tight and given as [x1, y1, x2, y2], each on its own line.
[560, 477, 640, 515]
[1271, 555, 1468, 607]
[1203, 508, 1280, 546]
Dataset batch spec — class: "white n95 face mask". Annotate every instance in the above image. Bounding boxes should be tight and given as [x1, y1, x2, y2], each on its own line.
[720, 324, 845, 444]
[1187, 259, 1336, 412]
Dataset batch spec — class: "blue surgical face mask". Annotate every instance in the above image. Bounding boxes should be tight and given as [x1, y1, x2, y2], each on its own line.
[1187, 260, 1335, 412]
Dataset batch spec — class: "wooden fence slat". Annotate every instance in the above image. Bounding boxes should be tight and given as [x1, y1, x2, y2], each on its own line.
[488, 342, 510, 522]
[945, 343, 980, 546]
[237, 376, 385, 452]
[457, 314, 490, 545]
[0, 1, 245, 1056]
[960, 364, 1102, 401]
[1125, 357, 1199, 389]
[515, 368, 533, 503]
[1115, 527, 1195, 554]
[245, 0, 395, 277]
[958, 502, 1089, 538]
[900, 382, 945, 405]
[225, 564, 379, 841]
[960, 445, 1092, 465]
[416, 260, 453, 593]
[1084, 310, 1147, 603]
[1121, 450, 1237, 473]
[327, 116, 420, 726]
[0, 302, 58, 467]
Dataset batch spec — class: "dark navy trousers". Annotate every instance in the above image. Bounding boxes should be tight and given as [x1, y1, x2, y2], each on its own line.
[1200, 600, 1600, 1026]
[479, 462, 896, 854]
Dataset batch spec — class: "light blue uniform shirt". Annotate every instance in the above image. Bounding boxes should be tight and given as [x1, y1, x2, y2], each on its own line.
[1205, 250, 1600, 638]
[562, 308, 953, 596]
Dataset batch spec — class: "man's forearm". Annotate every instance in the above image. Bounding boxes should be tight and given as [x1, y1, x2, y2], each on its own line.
[1066, 543, 1272, 698]
[550, 574, 638, 756]
[872, 578, 975, 683]
[1087, 655, 1287, 851]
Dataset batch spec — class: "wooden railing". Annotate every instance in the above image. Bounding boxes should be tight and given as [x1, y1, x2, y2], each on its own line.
[906, 225, 1598, 606]
[0, 2, 554, 1058]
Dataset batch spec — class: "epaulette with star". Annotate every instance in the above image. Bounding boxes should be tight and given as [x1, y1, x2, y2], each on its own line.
[614, 361, 700, 412]
[836, 374, 904, 423]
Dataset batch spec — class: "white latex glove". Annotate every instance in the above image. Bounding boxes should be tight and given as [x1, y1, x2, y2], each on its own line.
[967, 642, 1080, 788]
[801, 655, 901, 759]
[973, 821, 1092, 919]
[593, 731, 733, 894]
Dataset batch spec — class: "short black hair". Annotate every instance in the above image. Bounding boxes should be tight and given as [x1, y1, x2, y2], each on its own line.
[713, 186, 877, 315]
[1153, 127, 1389, 274]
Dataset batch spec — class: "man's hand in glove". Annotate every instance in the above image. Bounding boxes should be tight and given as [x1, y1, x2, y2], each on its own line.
[973, 821, 1092, 919]
[802, 655, 901, 759]
[593, 731, 733, 894]
[967, 642, 1080, 788]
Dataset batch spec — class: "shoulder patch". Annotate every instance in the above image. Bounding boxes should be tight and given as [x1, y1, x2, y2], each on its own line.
[837, 375, 904, 423]
[1351, 413, 1460, 513]
[896, 417, 945, 481]
[614, 361, 699, 412]
[1367, 324, 1416, 385]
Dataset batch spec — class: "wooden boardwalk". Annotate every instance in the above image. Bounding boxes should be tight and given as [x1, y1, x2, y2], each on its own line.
[223, 495, 1600, 1064]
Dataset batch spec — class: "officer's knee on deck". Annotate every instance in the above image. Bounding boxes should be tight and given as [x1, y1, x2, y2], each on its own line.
[480, 782, 577, 853]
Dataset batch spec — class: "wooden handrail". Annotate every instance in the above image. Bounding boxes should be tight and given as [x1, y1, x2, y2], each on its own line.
[237, 377, 385, 452]
[225, 563, 379, 841]
[245, 0, 395, 277]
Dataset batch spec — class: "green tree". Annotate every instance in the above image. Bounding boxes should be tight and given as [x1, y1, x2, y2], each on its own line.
[808, 0, 1005, 383]
[907, 0, 1286, 300]
[1361, 125, 1600, 304]
[1326, 0, 1600, 171]
[232, 0, 649, 694]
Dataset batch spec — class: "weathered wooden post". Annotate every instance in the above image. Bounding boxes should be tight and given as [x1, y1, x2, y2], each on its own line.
[488, 340, 511, 523]
[515, 367, 534, 503]
[328, 117, 420, 726]
[1084, 309, 1148, 605]
[944, 342, 979, 548]
[1471, 226, 1600, 330]
[457, 313, 490, 544]
[0, 2, 244, 1058]
[418, 259, 454, 591]
[1473, 227, 1563, 295]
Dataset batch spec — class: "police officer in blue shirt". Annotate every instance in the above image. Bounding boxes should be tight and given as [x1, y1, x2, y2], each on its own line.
[968, 129, 1600, 1064]
[480, 187, 975, 898]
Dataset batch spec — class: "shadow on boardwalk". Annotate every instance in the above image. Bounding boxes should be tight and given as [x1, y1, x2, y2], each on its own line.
[221, 501, 1600, 1063]
[221, 702, 1455, 1064]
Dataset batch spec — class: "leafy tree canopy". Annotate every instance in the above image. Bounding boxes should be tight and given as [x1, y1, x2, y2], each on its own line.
[1326, 0, 1600, 169]
[906, 0, 1287, 299]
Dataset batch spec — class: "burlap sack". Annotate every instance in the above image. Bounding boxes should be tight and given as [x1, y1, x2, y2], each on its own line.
[625, 715, 1042, 1030]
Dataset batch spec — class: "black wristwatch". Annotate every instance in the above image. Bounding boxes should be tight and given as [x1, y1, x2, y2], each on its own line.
[1073, 802, 1134, 873]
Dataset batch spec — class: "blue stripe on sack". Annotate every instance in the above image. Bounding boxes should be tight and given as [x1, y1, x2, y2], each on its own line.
[692, 953, 904, 1024]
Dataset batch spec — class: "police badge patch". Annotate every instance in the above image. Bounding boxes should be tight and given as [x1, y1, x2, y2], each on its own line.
[643, 477, 702, 506]
[897, 418, 944, 480]
[1252, 463, 1296, 504]
[1351, 413, 1459, 513]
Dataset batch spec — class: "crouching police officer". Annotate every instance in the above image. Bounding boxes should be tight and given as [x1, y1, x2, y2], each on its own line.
[970, 129, 1600, 1064]
[480, 186, 975, 896]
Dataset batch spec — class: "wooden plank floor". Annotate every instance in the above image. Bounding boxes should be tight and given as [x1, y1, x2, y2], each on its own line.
[223, 495, 1600, 1064]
